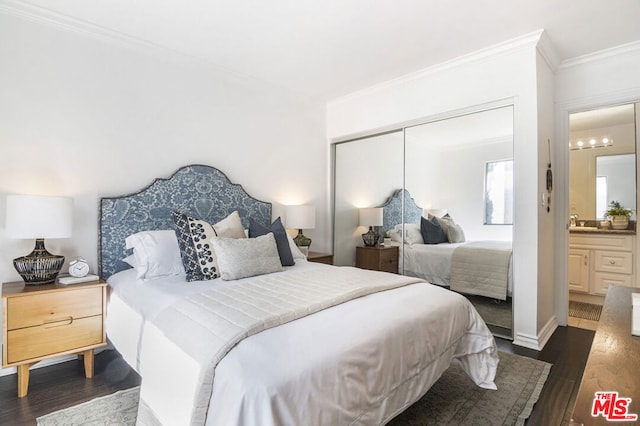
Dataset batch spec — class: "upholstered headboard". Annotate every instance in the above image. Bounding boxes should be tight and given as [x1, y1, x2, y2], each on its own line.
[99, 164, 272, 279]
[378, 189, 423, 233]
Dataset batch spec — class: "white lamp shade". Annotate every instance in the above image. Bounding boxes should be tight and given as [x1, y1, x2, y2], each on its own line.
[359, 208, 383, 227]
[6, 195, 73, 239]
[425, 208, 447, 218]
[285, 205, 315, 229]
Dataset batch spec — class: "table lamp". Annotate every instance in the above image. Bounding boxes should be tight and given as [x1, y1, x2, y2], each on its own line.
[285, 205, 315, 250]
[359, 207, 383, 247]
[6, 195, 73, 285]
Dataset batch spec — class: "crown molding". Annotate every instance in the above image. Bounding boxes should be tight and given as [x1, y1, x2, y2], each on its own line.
[536, 29, 559, 72]
[328, 30, 544, 107]
[559, 39, 640, 69]
[0, 0, 322, 105]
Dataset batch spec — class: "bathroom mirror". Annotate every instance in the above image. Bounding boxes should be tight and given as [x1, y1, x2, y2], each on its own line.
[570, 103, 637, 222]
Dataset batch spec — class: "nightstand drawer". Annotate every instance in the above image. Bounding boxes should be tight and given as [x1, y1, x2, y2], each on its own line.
[6, 315, 104, 364]
[6, 287, 103, 330]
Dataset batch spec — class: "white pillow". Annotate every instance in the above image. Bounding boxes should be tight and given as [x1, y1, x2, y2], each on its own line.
[211, 233, 283, 280]
[394, 223, 424, 245]
[125, 230, 185, 280]
[287, 232, 306, 260]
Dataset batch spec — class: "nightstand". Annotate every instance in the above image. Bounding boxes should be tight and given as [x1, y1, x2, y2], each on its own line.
[307, 251, 334, 265]
[2, 280, 107, 397]
[356, 245, 399, 273]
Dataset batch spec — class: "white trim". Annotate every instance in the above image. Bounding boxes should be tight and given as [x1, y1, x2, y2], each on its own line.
[0, 0, 313, 103]
[513, 316, 557, 350]
[560, 39, 640, 69]
[328, 30, 544, 108]
[536, 30, 559, 72]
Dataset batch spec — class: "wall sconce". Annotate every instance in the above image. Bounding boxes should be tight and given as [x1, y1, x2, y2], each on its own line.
[5, 195, 73, 285]
[359, 207, 383, 247]
[285, 205, 315, 252]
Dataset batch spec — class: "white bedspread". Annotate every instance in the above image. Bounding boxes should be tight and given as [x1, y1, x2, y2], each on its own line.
[107, 261, 498, 426]
[402, 241, 513, 296]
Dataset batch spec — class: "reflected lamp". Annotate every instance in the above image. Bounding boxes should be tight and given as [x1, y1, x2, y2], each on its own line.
[359, 207, 383, 247]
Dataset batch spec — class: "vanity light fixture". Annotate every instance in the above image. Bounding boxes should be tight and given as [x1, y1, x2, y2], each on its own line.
[569, 137, 614, 150]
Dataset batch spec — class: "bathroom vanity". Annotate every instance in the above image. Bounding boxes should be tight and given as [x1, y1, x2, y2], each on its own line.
[569, 229, 636, 304]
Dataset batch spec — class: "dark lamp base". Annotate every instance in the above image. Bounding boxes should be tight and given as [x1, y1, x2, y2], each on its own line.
[13, 238, 65, 285]
[293, 229, 312, 249]
[362, 227, 379, 247]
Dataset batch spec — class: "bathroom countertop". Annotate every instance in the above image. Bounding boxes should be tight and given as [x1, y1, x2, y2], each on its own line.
[569, 227, 636, 235]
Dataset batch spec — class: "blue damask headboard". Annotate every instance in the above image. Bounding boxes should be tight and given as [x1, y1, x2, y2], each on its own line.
[99, 164, 272, 279]
[378, 189, 423, 233]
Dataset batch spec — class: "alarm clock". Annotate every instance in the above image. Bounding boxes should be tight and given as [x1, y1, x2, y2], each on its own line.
[69, 257, 90, 278]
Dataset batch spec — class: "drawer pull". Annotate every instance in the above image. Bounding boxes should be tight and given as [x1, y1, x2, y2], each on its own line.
[43, 317, 73, 328]
[610, 260, 616, 265]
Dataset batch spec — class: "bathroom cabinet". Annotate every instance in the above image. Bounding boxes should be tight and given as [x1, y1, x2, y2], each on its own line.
[569, 232, 635, 302]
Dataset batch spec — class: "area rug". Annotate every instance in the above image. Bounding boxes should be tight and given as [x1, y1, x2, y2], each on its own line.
[37, 352, 550, 426]
[569, 300, 603, 321]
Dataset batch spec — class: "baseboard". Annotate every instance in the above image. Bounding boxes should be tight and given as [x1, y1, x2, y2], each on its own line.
[512, 316, 558, 350]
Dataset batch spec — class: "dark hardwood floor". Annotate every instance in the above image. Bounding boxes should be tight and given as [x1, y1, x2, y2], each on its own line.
[0, 326, 593, 425]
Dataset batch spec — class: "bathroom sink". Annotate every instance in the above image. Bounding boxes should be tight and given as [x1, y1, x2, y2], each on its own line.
[570, 226, 599, 231]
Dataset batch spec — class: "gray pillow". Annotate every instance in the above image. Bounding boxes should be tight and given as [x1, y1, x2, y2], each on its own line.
[420, 216, 447, 244]
[248, 217, 294, 266]
[211, 233, 283, 280]
[431, 214, 466, 243]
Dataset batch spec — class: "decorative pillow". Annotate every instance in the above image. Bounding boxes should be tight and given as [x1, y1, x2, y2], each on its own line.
[172, 210, 247, 282]
[211, 233, 283, 280]
[213, 210, 246, 239]
[447, 223, 466, 243]
[420, 216, 447, 244]
[394, 223, 424, 245]
[429, 213, 466, 243]
[249, 217, 294, 266]
[125, 230, 185, 280]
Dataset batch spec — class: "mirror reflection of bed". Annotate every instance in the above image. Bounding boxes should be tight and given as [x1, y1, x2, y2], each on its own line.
[379, 189, 513, 338]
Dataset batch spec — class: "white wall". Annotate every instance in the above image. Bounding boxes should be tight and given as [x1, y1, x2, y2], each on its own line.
[407, 140, 513, 242]
[328, 31, 551, 349]
[0, 13, 328, 373]
[554, 42, 640, 326]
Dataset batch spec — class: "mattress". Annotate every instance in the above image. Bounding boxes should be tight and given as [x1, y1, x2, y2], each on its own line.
[107, 260, 498, 425]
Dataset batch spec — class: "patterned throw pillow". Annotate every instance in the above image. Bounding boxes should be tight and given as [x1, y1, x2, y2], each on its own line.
[171, 210, 246, 282]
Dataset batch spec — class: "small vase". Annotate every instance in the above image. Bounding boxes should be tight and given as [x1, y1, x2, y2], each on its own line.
[610, 215, 629, 230]
[383, 238, 391, 246]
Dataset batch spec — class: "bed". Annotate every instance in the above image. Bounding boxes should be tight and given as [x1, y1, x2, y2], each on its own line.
[99, 165, 499, 425]
[380, 189, 513, 301]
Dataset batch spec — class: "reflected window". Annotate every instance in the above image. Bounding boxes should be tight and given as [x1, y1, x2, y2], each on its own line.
[485, 159, 513, 225]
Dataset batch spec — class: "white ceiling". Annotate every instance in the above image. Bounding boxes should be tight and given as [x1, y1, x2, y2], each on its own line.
[5, 0, 640, 101]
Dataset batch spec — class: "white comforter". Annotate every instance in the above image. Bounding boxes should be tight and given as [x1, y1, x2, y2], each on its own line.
[107, 260, 498, 426]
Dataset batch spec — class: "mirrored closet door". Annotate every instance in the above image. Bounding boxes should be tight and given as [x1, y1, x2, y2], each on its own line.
[333, 106, 515, 339]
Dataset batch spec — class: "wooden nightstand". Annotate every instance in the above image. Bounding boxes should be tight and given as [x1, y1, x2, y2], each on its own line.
[307, 251, 334, 265]
[356, 245, 399, 273]
[2, 280, 107, 397]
